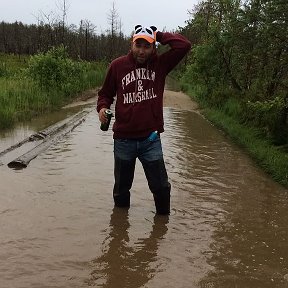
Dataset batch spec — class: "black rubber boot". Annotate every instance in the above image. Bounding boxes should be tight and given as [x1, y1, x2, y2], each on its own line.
[153, 190, 171, 215]
[113, 157, 136, 207]
[142, 158, 171, 215]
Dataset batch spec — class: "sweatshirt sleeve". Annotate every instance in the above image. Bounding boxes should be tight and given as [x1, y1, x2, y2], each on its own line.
[156, 31, 191, 74]
[96, 63, 117, 112]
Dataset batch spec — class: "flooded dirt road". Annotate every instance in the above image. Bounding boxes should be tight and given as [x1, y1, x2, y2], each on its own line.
[0, 90, 288, 288]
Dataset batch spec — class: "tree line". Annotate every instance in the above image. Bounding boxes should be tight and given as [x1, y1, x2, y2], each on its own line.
[0, 5, 130, 62]
[180, 0, 288, 145]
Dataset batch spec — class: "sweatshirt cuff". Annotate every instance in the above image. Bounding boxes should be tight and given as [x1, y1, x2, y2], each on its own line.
[97, 105, 108, 113]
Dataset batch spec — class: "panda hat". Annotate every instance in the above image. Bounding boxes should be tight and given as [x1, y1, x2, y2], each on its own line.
[133, 25, 157, 43]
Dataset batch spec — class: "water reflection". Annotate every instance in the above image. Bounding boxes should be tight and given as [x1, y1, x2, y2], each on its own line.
[163, 108, 288, 287]
[88, 207, 168, 287]
[1, 104, 288, 288]
[200, 186, 288, 288]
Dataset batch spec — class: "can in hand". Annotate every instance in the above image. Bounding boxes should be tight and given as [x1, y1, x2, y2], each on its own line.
[100, 109, 113, 131]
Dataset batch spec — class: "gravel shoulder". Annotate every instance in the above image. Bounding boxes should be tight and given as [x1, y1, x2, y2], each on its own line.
[163, 89, 199, 112]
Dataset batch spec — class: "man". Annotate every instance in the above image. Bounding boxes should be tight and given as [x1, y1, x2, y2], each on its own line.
[97, 25, 191, 215]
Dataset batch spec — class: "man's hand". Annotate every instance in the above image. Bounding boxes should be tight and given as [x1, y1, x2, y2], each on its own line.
[99, 108, 108, 123]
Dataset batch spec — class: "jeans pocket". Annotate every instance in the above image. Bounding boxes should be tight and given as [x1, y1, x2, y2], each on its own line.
[139, 137, 163, 162]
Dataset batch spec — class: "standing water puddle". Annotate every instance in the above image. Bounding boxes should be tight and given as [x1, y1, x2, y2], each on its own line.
[0, 102, 288, 288]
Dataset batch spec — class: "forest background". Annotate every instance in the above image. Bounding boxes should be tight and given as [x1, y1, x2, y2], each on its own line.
[0, 0, 287, 186]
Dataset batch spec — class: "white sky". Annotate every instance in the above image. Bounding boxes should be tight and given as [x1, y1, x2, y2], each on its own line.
[1, 0, 199, 35]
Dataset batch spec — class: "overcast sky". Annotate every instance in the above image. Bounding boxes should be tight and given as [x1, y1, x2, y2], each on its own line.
[2, 0, 199, 35]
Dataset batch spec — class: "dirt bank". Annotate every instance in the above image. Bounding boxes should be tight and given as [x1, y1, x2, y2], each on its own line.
[163, 89, 199, 112]
[66, 88, 199, 112]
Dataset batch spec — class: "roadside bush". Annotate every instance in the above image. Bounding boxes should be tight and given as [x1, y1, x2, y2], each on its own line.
[221, 97, 244, 120]
[191, 45, 224, 87]
[0, 51, 107, 129]
[27, 45, 87, 97]
[245, 97, 288, 144]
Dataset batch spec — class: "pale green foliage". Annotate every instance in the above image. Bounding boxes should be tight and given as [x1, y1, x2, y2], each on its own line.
[246, 97, 288, 143]
[27, 45, 87, 96]
[0, 50, 107, 129]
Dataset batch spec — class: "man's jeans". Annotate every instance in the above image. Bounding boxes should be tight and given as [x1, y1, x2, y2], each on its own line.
[113, 135, 171, 214]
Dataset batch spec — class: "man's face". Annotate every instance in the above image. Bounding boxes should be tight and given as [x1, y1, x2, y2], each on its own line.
[131, 39, 155, 64]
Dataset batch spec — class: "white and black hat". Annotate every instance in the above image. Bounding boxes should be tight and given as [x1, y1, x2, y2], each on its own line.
[133, 25, 157, 43]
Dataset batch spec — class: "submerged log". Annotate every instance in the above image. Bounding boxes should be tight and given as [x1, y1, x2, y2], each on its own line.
[0, 110, 88, 159]
[7, 109, 92, 169]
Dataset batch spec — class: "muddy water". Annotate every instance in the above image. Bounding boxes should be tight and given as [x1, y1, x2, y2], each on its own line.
[1, 102, 288, 288]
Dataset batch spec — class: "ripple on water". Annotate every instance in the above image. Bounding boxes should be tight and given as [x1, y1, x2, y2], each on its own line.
[0, 106, 288, 287]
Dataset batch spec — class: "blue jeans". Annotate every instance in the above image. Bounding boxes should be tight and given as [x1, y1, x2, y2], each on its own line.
[113, 135, 171, 214]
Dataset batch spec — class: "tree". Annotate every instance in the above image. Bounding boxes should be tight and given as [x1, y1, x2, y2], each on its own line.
[56, 0, 69, 45]
[107, 2, 120, 60]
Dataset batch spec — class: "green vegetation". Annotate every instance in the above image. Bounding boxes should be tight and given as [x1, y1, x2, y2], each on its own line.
[177, 0, 288, 187]
[0, 47, 106, 129]
[0, 53, 28, 77]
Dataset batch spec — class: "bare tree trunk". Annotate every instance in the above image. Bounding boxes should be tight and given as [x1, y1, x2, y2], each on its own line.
[57, 0, 69, 45]
[107, 2, 119, 60]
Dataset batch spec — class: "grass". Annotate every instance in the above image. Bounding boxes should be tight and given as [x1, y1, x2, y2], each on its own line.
[0, 53, 106, 129]
[0, 53, 28, 76]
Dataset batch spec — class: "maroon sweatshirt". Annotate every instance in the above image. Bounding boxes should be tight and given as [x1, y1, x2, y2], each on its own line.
[97, 31, 191, 139]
